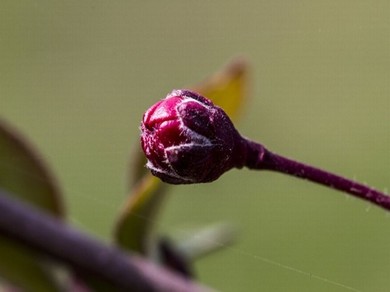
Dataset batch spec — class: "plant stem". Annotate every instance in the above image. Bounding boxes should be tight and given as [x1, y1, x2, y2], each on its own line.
[243, 139, 390, 211]
[0, 190, 211, 292]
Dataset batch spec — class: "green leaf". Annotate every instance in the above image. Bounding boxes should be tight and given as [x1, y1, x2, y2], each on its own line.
[129, 145, 149, 188]
[0, 119, 64, 291]
[0, 119, 64, 216]
[193, 57, 249, 122]
[114, 174, 167, 254]
[174, 223, 238, 261]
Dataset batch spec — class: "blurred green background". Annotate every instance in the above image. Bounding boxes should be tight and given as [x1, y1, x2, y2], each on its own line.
[1, 1, 390, 291]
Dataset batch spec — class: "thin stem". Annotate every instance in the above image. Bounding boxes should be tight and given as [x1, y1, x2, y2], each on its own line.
[0, 190, 211, 292]
[243, 139, 390, 211]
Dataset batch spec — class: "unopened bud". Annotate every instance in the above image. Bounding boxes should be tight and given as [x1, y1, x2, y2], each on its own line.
[140, 90, 245, 184]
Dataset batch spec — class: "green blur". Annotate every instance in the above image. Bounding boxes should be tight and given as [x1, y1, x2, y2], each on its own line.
[1, 1, 389, 291]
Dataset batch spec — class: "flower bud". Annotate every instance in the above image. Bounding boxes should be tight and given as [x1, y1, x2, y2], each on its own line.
[140, 89, 245, 184]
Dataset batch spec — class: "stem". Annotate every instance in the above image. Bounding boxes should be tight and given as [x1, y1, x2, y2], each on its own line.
[0, 190, 211, 292]
[243, 139, 390, 211]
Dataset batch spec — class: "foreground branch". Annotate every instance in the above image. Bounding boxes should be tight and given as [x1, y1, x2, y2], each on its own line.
[0, 190, 211, 292]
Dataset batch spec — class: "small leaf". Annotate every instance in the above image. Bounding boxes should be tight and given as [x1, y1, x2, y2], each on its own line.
[0, 119, 64, 291]
[114, 174, 167, 254]
[0, 119, 64, 216]
[192, 57, 249, 122]
[174, 223, 238, 261]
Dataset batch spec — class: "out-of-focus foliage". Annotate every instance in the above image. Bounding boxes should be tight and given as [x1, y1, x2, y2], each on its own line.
[0, 120, 64, 216]
[115, 174, 167, 254]
[2, 2, 389, 291]
[0, 120, 64, 291]
[193, 57, 249, 121]
[174, 223, 238, 261]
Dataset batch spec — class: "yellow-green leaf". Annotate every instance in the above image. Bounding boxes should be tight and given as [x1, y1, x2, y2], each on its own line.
[192, 57, 249, 122]
[114, 174, 167, 254]
[129, 145, 149, 188]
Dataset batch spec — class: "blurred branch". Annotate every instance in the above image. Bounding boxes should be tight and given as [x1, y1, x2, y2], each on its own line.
[0, 190, 212, 292]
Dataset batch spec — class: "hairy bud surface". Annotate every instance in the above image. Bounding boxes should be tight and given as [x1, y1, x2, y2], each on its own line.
[141, 90, 244, 184]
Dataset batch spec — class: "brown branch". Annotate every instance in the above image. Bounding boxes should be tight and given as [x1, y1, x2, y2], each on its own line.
[0, 190, 212, 292]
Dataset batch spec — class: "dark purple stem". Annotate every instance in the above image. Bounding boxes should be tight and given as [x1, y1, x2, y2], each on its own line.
[242, 138, 390, 211]
[0, 189, 210, 292]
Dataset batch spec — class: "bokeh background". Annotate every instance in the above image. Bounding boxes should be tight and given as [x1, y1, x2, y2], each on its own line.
[1, 1, 390, 291]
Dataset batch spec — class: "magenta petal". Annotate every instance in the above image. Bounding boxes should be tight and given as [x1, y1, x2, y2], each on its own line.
[143, 96, 183, 130]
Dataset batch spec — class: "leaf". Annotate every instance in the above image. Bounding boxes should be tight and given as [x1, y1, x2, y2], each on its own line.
[129, 145, 149, 188]
[155, 223, 237, 279]
[0, 119, 64, 216]
[192, 56, 249, 122]
[173, 223, 238, 261]
[114, 174, 167, 254]
[0, 119, 64, 291]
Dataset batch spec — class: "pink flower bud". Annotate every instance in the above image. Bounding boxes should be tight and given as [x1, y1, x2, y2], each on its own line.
[140, 89, 245, 184]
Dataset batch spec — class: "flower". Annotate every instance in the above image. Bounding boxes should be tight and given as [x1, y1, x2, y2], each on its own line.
[140, 89, 245, 184]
